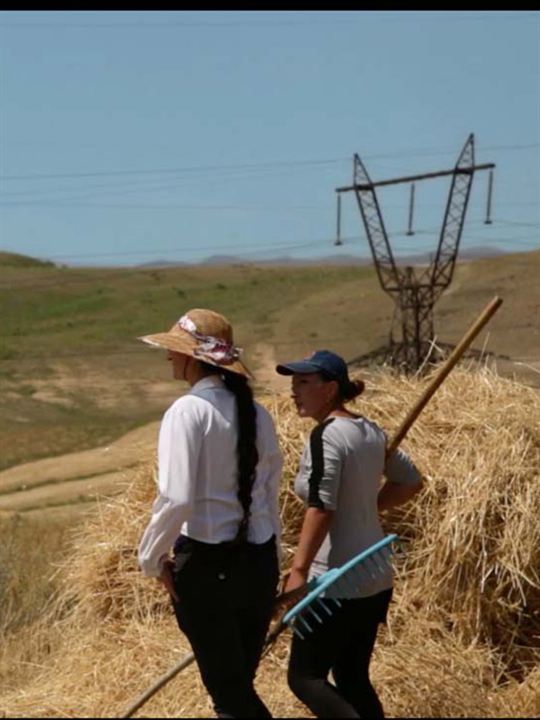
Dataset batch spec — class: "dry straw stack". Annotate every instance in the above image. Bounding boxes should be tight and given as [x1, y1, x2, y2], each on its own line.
[0, 364, 539, 718]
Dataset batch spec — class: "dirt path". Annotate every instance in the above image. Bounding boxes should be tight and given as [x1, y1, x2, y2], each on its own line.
[251, 342, 291, 395]
[0, 422, 159, 513]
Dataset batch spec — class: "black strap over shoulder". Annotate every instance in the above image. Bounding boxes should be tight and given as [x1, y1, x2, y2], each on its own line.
[308, 418, 336, 509]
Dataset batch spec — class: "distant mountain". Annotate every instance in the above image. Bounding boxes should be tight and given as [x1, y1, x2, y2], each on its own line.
[196, 246, 507, 267]
[137, 259, 189, 268]
[201, 253, 371, 266]
[0, 244, 513, 271]
[459, 245, 506, 259]
[201, 254, 245, 265]
[131, 245, 507, 269]
[134, 253, 370, 268]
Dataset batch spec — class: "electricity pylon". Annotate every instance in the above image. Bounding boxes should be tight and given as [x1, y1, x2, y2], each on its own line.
[335, 133, 495, 372]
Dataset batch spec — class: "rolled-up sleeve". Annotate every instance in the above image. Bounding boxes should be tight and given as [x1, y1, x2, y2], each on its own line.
[138, 400, 202, 577]
[385, 447, 422, 486]
[138, 495, 187, 577]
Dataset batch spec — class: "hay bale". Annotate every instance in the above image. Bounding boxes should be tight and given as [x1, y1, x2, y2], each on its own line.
[52, 465, 172, 625]
[372, 617, 507, 718]
[364, 367, 540, 671]
[488, 665, 540, 717]
[0, 365, 538, 717]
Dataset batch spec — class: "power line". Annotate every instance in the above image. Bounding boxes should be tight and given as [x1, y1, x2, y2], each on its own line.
[2, 143, 538, 183]
[0, 158, 346, 182]
[0, 200, 330, 212]
[27, 237, 341, 261]
[0, 217, 514, 265]
[0, 12, 536, 29]
[1, 192, 537, 211]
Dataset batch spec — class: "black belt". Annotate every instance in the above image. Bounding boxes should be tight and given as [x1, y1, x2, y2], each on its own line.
[173, 533, 274, 556]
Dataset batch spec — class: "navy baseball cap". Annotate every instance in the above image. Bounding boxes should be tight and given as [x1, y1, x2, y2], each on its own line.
[276, 349, 349, 380]
[276, 350, 365, 400]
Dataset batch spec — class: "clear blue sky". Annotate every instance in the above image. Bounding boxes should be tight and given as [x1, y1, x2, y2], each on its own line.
[1, 10, 539, 266]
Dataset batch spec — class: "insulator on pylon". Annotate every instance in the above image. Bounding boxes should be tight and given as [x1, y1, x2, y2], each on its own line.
[334, 193, 343, 245]
[406, 183, 415, 236]
[485, 169, 493, 225]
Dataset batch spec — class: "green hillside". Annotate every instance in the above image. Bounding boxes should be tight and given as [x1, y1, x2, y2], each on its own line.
[1, 250, 539, 470]
[0, 251, 56, 268]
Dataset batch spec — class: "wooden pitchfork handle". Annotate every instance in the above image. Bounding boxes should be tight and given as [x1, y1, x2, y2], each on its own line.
[120, 295, 503, 719]
[120, 651, 196, 719]
[386, 295, 503, 456]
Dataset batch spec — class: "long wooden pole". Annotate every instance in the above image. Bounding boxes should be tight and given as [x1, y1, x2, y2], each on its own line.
[120, 295, 503, 718]
[121, 652, 195, 718]
[386, 295, 503, 456]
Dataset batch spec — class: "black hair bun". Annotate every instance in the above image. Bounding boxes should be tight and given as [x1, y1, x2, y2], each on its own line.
[344, 378, 365, 401]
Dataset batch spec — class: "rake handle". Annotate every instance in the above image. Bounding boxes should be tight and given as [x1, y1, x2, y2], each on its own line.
[120, 651, 196, 718]
[120, 611, 288, 719]
[386, 295, 503, 456]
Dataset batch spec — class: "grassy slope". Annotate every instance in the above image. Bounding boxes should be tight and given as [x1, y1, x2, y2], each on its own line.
[1, 250, 539, 470]
[1, 260, 366, 468]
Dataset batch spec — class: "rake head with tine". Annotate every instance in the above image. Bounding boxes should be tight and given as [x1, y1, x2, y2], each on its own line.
[281, 534, 401, 640]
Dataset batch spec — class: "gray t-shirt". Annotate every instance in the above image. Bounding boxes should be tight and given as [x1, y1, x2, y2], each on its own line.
[294, 415, 421, 598]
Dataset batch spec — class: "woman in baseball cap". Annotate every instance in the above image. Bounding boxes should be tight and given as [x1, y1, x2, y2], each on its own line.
[276, 349, 365, 417]
[276, 349, 422, 719]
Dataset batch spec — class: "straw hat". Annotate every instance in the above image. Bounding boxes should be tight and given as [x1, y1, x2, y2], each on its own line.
[138, 308, 250, 377]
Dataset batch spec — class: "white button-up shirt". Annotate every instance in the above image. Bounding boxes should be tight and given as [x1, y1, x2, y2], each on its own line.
[138, 375, 283, 577]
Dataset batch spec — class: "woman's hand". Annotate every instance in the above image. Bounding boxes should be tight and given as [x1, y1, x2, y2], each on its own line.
[272, 567, 309, 621]
[158, 558, 179, 602]
[283, 567, 309, 595]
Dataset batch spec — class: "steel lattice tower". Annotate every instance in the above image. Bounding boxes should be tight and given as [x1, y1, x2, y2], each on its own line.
[336, 134, 494, 372]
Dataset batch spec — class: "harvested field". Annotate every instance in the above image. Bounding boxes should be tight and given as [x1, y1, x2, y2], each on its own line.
[0, 365, 538, 718]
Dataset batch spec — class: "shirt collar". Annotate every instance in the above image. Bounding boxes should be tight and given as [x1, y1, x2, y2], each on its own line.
[189, 374, 225, 394]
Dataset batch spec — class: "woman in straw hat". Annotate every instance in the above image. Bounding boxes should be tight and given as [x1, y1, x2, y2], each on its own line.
[138, 308, 283, 718]
[275, 350, 422, 719]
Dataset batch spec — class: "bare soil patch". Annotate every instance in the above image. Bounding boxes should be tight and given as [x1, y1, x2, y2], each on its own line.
[0, 422, 159, 512]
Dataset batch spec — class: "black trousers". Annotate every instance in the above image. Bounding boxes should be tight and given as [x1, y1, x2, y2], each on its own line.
[287, 588, 393, 719]
[171, 534, 279, 719]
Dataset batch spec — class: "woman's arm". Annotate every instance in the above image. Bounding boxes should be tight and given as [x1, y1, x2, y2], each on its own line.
[377, 479, 423, 512]
[138, 401, 202, 578]
[261, 409, 284, 564]
[138, 495, 188, 578]
[284, 506, 334, 594]
[268, 449, 284, 564]
[378, 446, 423, 512]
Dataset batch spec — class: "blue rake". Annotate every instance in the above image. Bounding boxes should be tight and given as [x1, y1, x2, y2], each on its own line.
[280, 533, 400, 640]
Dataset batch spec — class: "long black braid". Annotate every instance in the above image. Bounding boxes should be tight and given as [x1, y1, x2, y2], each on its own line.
[200, 362, 258, 544]
[221, 369, 259, 544]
